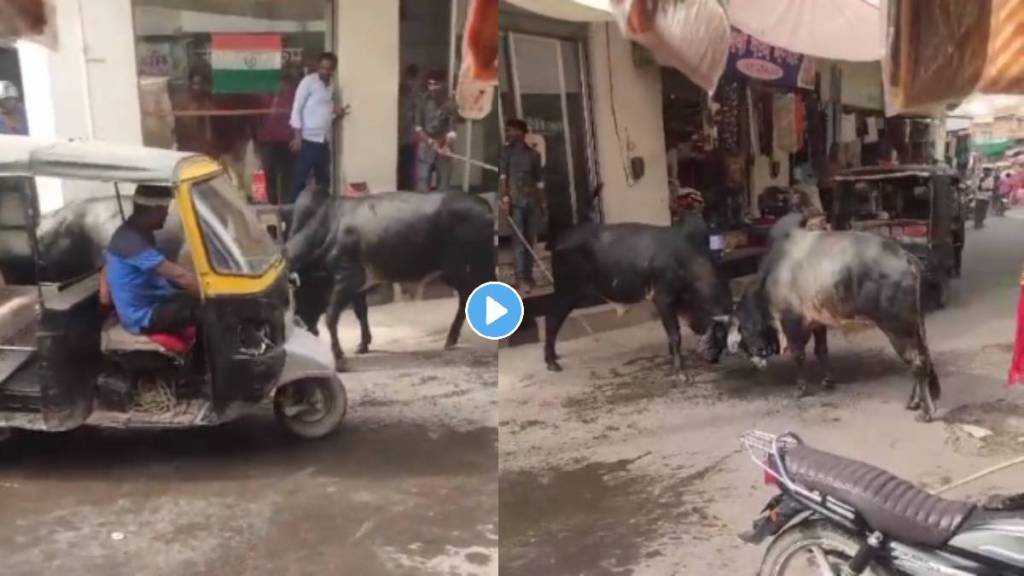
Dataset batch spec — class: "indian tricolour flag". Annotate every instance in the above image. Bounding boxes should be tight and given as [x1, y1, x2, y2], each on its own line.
[211, 34, 282, 94]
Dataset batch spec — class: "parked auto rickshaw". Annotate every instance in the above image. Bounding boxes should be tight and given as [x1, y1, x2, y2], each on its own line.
[0, 136, 346, 440]
[833, 164, 963, 309]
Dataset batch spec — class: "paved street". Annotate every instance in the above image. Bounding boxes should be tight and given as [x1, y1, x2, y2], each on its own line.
[499, 213, 1024, 575]
[0, 297, 498, 576]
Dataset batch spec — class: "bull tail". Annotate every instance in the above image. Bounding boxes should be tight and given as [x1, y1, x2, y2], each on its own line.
[912, 261, 941, 401]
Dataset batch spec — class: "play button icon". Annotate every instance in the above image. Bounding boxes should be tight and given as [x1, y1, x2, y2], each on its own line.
[486, 296, 508, 325]
[466, 281, 524, 340]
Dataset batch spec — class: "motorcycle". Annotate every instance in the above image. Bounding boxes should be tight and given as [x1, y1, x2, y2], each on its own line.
[993, 193, 1008, 217]
[738, 431, 1024, 575]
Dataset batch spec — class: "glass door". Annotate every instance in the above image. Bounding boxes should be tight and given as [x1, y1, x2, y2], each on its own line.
[503, 32, 594, 241]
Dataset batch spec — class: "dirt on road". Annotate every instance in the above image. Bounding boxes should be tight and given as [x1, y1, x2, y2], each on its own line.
[0, 298, 498, 576]
[499, 216, 1024, 575]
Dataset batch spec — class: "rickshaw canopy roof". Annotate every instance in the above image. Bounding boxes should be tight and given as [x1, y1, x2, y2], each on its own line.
[834, 165, 957, 182]
[0, 135, 208, 185]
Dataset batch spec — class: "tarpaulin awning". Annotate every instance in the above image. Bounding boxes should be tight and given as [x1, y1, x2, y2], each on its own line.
[974, 140, 1012, 156]
[726, 0, 882, 62]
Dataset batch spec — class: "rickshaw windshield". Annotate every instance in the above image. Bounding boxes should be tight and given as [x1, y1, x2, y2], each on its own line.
[190, 175, 280, 276]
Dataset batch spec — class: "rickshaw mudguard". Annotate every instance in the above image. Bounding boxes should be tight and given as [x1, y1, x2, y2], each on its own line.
[274, 325, 338, 391]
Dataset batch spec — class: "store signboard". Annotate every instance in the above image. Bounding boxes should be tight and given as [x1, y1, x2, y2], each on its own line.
[725, 27, 815, 90]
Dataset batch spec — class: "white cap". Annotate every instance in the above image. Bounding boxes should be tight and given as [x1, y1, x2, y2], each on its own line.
[0, 81, 20, 101]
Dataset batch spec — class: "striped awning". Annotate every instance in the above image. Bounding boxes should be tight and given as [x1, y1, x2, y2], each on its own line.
[978, 0, 1024, 94]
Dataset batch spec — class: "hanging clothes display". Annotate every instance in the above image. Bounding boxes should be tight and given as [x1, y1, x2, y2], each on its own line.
[715, 81, 741, 152]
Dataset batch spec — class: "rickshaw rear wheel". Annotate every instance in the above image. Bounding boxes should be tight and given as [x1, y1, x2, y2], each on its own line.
[273, 376, 347, 440]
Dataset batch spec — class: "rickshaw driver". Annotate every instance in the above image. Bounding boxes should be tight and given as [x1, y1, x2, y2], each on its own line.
[103, 185, 201, 335]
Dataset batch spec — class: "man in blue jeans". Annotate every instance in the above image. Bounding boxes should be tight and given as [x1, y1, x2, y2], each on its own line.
[289, 52, 349, 206]
[499, 118, 544, 294]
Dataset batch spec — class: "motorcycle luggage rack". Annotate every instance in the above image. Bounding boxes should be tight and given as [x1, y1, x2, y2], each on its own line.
[740, 430, 858, 523]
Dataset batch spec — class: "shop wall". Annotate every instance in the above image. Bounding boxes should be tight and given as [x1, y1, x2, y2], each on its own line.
[337, 0, 400, 193]
[587, 23, 670, 226]
[18, 0, 143, 211]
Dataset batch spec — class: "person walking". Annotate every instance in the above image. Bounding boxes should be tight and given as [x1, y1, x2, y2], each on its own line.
[289, 52, 348, 205]
[499, 118, 544, 294]
[256, 63, 302, 204]
[413, 70, 457, 192]
[975, 168, 994, 229]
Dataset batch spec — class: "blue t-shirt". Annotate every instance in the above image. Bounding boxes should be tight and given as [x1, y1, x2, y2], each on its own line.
[104, 222, 176, 333]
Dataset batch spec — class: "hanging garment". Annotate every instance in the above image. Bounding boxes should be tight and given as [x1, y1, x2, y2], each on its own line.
[795, 94, 807, 151]
[840, 113, 858, 143]
[864, 116, 879, 143]
[1010, 268, 1024, 386]
[773, 93, 799, 154]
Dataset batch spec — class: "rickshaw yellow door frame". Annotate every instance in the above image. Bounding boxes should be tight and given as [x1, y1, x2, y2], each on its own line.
[175, 158, 285, 298]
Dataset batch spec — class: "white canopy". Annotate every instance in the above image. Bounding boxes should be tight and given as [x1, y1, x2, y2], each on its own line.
[503, 0, 613, 23]
[0, 135, 204, 185]
[726, 0, 882, 62]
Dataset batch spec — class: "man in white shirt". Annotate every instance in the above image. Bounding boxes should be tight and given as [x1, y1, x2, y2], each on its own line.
[289, 52, 348, 204]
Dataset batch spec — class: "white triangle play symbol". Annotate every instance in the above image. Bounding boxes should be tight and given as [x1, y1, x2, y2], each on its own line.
[485, 296, 508, 325]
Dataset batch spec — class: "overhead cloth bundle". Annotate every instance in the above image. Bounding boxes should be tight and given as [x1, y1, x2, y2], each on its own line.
[609, 0, 730, 93]
[881, 0, 1024, 115]
[0, 0, 56, 49]
[455, 0, 499, 120]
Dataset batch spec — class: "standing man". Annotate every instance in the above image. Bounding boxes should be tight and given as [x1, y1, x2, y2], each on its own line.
[414, 70, 457, 192]
[499, 118, 544, 294]
[289, 52, 348, 205]
[976, 167, 994, 229]
[0, 81, 27, 135]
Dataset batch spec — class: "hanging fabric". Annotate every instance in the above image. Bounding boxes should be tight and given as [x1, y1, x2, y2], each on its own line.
[455, 0, 499, 120]
[773, 93, 798, 154]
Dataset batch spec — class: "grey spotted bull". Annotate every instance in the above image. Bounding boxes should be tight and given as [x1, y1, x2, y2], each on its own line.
[285, 186, 495, 371]
[729, 229, 941, 422]
[544, 222, 733, 381]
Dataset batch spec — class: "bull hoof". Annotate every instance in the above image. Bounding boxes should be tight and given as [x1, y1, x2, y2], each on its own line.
[356, 342, 370, 355]
[795, 387, 812, 399]
[546, 361, 563, 372]
[906, 400, 922, 411]
[444, 341, 458, 351]
[915, 411, 933, 423]
[334, 356, 348, 373]
[821, 377, 836, 391]
[674, 371, 695, 386]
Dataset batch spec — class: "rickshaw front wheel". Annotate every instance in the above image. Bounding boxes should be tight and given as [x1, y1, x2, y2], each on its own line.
[273, 376, 348, 440]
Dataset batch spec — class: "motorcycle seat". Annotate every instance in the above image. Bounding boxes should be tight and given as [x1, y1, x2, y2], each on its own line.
[783, 445, 975, 548]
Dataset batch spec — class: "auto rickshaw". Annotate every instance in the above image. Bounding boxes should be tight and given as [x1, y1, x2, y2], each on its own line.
[0, 136, 346, 440]
[833, 164, 963, 310]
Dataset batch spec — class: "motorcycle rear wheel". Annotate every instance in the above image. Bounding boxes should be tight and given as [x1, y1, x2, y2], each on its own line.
[759, 520, 897, 576]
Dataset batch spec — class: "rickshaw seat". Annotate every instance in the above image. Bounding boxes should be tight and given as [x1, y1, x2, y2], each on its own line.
[101, 316, 195, 355]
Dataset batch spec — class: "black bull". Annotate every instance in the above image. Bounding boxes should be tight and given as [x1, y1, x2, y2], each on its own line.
[285, 187, 495, 371]
[0, 196, 187, 285]
[730, 229, 941, 422]
[544, 222, 733, 381]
